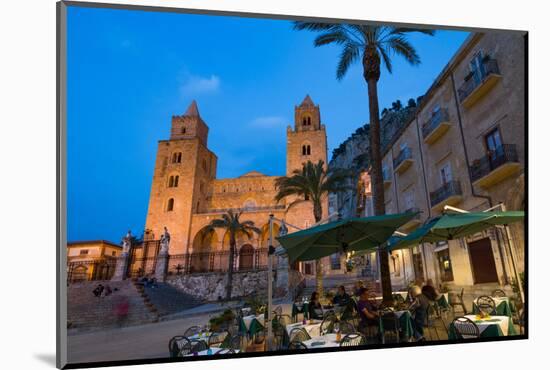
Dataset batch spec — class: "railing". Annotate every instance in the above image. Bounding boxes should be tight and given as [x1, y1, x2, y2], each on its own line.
[166, 247, 271, 275]
[430, 180, 462, 207]
[422, 109, 450, 139]
[67, 258, 118, 283]
[458, 59, 500, 102]
[196, 205, 286, 214]
[393, 147, 413, 169]
[470, 144, 519, 183]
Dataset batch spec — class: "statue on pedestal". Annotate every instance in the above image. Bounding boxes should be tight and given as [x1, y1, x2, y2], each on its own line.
[159, 227, 170, 254]
[122, 230, 132, 254]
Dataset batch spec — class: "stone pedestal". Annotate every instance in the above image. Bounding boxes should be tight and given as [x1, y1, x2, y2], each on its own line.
[275, 254, 291, 298]
[112, 253, 129, 281]
[155, 252, 169, 282]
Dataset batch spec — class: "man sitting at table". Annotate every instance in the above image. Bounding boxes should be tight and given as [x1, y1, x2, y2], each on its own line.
[356, 287, 379, 334]
[421, 279, 439, 301]
[308, 291, 324, 320]
[332, 285, 351, 306]
[353, 280, 365, 297]
[408, 285, 430, 342]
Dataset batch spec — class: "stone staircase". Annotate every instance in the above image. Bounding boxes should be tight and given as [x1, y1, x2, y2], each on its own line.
[142, 282, 203, 317]
[67, 280, 158, 333]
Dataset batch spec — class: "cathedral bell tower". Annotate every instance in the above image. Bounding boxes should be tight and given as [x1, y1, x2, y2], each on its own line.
[286, 94, 328, 175]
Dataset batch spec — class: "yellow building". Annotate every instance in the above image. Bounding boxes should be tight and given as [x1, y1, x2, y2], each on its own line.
[67, 240, 122, 282]
[142, 95, 336, 276]
[364, 32, 525, 291]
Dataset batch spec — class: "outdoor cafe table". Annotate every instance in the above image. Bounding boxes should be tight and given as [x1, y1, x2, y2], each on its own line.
[379, 310, 415, 340]
[302, 334, 341, 349]
[286, 320, 322, 338]
[184, 347, 241, 356]
[472, 296, 514, 317]
[448, 315, 518, 339]
[239, 314, 265, 337]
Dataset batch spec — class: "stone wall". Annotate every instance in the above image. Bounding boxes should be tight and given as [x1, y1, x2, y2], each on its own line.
[167, 270, 268, 301]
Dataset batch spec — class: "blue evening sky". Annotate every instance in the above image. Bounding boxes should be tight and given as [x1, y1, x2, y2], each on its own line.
[67, 6, 469, 242]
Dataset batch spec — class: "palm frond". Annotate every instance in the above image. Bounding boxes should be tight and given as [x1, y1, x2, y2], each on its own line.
[378, 45, 393, 74]
[293, 21, 341, 31]
[336, 42, 361, 80]
[387, 36, 421, 65]
[314, 31, 349, 47]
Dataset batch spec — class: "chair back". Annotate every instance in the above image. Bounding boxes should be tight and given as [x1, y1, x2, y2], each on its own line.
[221, 334, 243, 351]
[190, 339, 208, 353]
[492, 289, 507, 298]
[320, 315, 336, 334]
[183, 325, 201, 337]
[289, 327, 311, 342]
[216, 348, 236, 354]
[288, 341, 308, 350]
[208, 331, 228, 347]
[273, 305, 283, 316]
[340, 333, 367, 347]
[451, 316, 480, 339]
[476, 295, 496, 313]
[168, 336, 191, 357]
[338, 320, 356, 334]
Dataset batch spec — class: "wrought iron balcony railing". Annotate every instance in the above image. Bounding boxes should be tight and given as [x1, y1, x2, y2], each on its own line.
[393, 147, 413, 170]
[422, 109, 450, 139]
[430, 180, 462, 207]
[470, 144, 519, 183]
[458, 59, 500, 102]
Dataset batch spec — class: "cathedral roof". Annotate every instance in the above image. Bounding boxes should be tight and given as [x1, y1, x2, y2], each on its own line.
[239, 170, 267, 178]
[300, 94, 315, 107]
[184, 100, 200, 117]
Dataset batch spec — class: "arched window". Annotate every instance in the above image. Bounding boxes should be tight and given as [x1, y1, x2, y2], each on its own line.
[302, 117, 307, 126]
[181, 127, 186, 134]
[168, 175, 179, 188]
[166, 198, 174, 212]
[307, 145, 311, 155]
[302, 144, 311, 156]
[172, 152, 182, 163]
[307, 117, 311, 126]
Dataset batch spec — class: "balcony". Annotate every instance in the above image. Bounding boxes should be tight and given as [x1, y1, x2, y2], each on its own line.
[401, 207, 422, 230]
[393, 147, 413, 174]
[430, 180, 463, 212]
[422, 109, 452, 145]
[458, 59, 501, 108]
[470, 144, 521, 188]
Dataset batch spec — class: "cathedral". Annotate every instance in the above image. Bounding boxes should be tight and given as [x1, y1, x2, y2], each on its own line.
[143, 95, 343, 275]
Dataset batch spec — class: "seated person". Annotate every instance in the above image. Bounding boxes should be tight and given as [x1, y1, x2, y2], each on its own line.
[408, 285, 430, 342]
[421, 279, 439, 301]
[332, 285, 351, 306]
[356, 287, 379, 332]
[308, 291, 324, 320]
[353, 280, 365, 297]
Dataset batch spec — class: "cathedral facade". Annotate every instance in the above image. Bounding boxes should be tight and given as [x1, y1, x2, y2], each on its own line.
[143, 95, 340, 275]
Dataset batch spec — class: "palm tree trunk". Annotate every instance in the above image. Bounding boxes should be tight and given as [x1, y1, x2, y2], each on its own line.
[226, 237, 236, 300]
[313, 201, 324, 296]
[366, 76, 393, 304]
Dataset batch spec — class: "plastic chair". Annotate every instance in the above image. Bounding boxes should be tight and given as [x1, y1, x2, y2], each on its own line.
[288, 341, 308, 350]
[168, 336, 191, 357]
[289, 327, 311, 343]
[340, 333, 367, 347]
[492, 289, 507, 298]
[183, 325, 201, 337]
[379, 308, 400, 344]
[449, 288, 468, 315]
[476, 295, 497, 315]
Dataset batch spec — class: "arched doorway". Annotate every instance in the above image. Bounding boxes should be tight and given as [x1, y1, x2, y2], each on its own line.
[190, 228, 218, 273]
[239, 244, 254, 270]
[71, 265, 88, 282]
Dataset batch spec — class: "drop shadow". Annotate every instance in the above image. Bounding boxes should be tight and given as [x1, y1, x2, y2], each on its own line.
[34, 353, 57, 367]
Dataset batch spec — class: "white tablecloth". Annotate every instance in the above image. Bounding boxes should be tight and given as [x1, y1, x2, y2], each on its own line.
[462, 315, 510, 337]
[184, 348, 240, 356]
[286, 321, 322, 338]
[242, 314, 264, 331]
[303, 334, 340, 349]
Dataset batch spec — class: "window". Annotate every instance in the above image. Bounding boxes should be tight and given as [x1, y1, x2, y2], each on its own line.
[166, 198, 174, 212]
[168, 175, 179, 188]
[302, 144, 311, 156]
[404, 189, 415, 210]
[469, 51, 487, 85]
[485, 128, 503, 157]
[172, 152, 182, 164]
[181, 127, 186, 134]
[439, 163, 452, 185]
[79, 249, 89, 255]
[436, 245, 454, 282]
[302, 116, 312, 126]
[111, 251, 116, 257]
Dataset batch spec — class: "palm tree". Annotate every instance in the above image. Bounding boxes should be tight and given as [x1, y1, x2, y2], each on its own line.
[205, 210, 260, 300]
[274, 160, 351, 294]
[294, 22, 434, 302]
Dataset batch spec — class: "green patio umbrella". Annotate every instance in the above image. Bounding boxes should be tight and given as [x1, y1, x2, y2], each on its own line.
[276, 212, 417, 263]
[389, 211, 524, 250]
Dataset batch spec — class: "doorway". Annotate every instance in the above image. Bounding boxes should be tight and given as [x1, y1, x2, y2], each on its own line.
[239, 244, 254, 270]
[468, 237, 499, 284]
